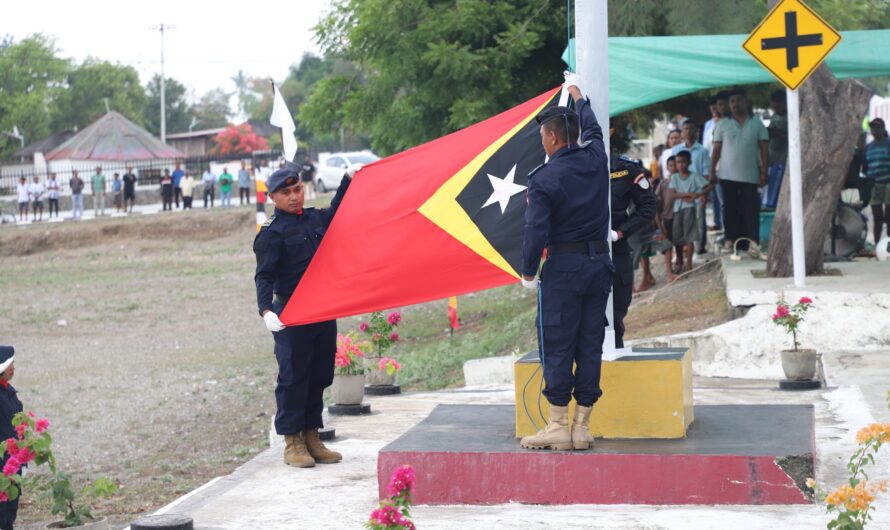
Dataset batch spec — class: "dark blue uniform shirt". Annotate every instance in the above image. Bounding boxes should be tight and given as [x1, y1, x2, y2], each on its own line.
[522, 98, 609, 276]
[610, 155, 657, 254]
[254, 176, 350, 315]
[0, 383, 23, 455]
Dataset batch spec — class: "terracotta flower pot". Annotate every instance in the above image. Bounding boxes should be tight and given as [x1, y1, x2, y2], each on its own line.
[331, 374, 365, 405]
[46, 516, 109, 529]
[780, 349, 817, 380]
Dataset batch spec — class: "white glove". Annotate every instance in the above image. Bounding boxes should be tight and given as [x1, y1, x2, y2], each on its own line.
[346, 163, 363, 178]
[564, 71, 582, 92]
[521, 276, 539, 290]
[263, 311, 285, 332]
[608, 230, 619, 242]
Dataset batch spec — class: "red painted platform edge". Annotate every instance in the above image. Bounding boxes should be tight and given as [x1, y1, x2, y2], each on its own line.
[378, 451, 810, 505]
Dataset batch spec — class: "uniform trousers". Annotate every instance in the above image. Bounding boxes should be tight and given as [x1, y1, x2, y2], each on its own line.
[538, 252, 614, 407]
[610, 251, 633, 349]
[720, 179, 760, 250]
[240, 187, 251, 205]
[271, 301, 336, 435]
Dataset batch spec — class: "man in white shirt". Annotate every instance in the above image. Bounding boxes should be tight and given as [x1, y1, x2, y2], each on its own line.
[703, 92, 729, 235]
[660, 129, 681, 179]
[202, 166, 217, 208]
[28, 176, 45, 222]
[16, 177, 29, 222]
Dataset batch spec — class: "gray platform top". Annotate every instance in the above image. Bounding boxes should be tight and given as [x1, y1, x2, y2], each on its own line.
[381, 404, 814, 457]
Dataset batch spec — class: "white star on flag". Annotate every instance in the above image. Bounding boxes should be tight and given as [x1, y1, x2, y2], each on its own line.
[482, 164, 527, 214]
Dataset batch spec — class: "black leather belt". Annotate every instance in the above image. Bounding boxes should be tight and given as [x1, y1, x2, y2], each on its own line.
[273, 293, 290, 305]
[547, 240, 610, 255]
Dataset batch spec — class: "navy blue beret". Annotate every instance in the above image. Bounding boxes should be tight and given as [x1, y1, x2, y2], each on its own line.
[267, 167, 302, 193]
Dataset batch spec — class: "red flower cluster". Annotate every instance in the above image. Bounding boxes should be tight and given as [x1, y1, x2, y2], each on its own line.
[210, 124, 270, 156]
[772, 304, 790, 321]
[3, 439, 35, 477]
[387, 312, 402, 325]
[386, 465, 415, 497]
[368, 503, 415, 529]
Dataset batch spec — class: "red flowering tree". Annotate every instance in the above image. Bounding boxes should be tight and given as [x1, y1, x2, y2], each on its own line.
[210, 123, 270, 156]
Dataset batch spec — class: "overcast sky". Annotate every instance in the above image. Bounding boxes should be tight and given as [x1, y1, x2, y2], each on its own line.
[5, 0, 330, 103]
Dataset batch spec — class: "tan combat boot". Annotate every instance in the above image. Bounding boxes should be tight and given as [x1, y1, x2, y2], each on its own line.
[571, 405, 595, 450]
[284, 433, 316, 468]
[303, 428, 342, 464]
[520, 404, 573, 450]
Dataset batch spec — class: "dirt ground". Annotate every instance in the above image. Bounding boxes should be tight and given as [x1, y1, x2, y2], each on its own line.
[0, 207, 731, 528]
[1, 208, 277, 528]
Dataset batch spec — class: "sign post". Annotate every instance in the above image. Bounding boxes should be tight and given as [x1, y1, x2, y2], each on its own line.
[743, 0, 841, 287]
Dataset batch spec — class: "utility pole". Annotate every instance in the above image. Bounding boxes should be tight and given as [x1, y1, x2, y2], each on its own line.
[150, 23, 175, 143]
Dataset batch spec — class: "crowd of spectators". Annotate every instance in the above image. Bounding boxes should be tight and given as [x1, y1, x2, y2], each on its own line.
[7, 158, 318, 223]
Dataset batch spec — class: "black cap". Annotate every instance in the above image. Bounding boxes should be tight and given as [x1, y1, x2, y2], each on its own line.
[535, 106, 577, 126]
[267, 166, 302, 193]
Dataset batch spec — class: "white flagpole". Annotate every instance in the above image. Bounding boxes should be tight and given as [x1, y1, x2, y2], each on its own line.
[786, 87, 806, 286]
[576, 0, 617, 353]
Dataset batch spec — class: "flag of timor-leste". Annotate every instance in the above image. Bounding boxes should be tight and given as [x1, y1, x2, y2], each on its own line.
[280, 87, 562, 325]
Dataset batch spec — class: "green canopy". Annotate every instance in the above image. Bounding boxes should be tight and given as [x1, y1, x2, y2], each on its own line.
[563, 30, 890, 116]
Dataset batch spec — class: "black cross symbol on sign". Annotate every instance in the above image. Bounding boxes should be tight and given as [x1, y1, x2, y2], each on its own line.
[761, 11, 822, 71]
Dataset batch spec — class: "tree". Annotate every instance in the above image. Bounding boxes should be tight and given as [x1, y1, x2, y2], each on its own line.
[231, 69, 261, 119]
[144, 75, 192, 136]
[53, 58, 146, 130]
[304, 0, 568, 155]
[0, 34, 68, 159]
[190, 88, 232, 130]
[210, 123, 270, 156]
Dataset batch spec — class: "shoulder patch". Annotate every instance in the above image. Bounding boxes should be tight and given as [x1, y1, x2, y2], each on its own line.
[261, 215, 276, 228]
[634, 173, 651, 189]
[578, 139, 594, 149]
[610, 169, 629, 180]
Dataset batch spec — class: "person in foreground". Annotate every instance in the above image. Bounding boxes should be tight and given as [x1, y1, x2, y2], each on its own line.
[0, 345, 22, 530]
[519, 72, 613, 451]
[253, 163, 360, 467]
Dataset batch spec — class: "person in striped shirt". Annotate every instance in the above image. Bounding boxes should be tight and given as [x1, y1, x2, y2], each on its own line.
[864, 118, 890, 244]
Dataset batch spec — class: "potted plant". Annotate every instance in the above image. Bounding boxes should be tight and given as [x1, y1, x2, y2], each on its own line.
[771, 296, 816, 380]
[359, 311, 402, 386]
[332, 332, 368, 406]
[0, 412, 116, 529]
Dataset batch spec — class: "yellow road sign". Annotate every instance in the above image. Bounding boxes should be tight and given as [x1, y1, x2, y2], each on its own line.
[743, 0, 841, 90]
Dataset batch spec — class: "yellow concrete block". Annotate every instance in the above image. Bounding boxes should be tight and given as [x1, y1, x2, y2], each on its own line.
[514, 348, 694, 439]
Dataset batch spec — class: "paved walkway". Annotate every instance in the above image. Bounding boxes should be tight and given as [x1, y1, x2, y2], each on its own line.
[127, 349, 890, 529]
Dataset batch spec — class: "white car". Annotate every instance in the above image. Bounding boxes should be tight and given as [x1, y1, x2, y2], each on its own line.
[316, 151, 380, 192]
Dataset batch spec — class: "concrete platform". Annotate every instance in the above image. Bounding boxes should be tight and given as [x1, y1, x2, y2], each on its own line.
[378, 403, 813, 505]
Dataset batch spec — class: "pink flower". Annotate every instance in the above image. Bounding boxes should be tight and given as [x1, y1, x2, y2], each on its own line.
[775, 305, 790, 319]
[369, 504, 401, 526]
[390, 332, 399, 342]
[386, 465, 415, 497]
[387, 311, 402, 325]
[0, 492, 7, 502]
[335, 352, 351, 368]
[5, 439, 19, 457]
[14, 424, 26, 440]
[14, 447, 34, 465]
[26, 412, 35, 419]
[799, 296, 813, 305]
[35, 419, 49, 434]
[359, 322, 369, 332]
[2, 460, 20, 477]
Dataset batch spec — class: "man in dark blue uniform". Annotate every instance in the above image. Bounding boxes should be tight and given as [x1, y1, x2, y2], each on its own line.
[609, 153, 657, 348]
[520, 73, 613, 451]
[0, 345, 23, 530]
[254, 163, 358, 468]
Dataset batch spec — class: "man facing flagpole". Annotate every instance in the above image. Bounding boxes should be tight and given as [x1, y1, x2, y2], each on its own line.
[519, 71, 613, 452]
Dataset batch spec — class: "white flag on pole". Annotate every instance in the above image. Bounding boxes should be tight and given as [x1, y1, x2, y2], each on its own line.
[270, 83, 298, 163]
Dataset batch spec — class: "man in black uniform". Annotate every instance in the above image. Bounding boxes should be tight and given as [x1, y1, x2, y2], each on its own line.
[519, 72, 613, 451]
[609, 152, 657, 348]
[0, 345, 22, 530]
[254, 163, 359, 468]
[300, 154, 317, 200]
